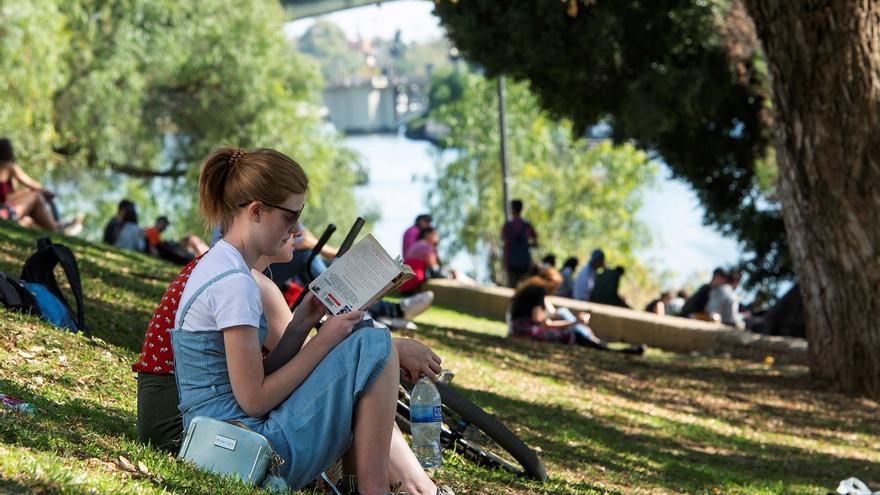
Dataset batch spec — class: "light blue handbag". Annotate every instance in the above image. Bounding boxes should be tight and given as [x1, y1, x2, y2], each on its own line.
[178, 416, 286, 490]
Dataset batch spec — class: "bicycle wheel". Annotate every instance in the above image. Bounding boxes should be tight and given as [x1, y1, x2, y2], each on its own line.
[435, 382, 547, 482]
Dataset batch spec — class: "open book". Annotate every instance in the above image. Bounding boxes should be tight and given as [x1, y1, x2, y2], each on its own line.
[308, 234, 415, 315]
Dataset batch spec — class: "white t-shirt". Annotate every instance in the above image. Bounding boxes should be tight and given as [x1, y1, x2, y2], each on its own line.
[115, 222, 146, 252]
[175, 240, 262, 331]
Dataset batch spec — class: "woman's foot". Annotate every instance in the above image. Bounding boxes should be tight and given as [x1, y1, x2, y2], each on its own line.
[59, 215, 84, 236]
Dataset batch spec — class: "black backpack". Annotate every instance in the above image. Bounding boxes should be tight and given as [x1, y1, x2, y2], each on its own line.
[20, 237, 89, 336]
[0, 271, 38, 314]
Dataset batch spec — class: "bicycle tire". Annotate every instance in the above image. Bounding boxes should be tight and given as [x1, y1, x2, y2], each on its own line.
[435, 382, 547, 482]
[395, 411, 412, 435]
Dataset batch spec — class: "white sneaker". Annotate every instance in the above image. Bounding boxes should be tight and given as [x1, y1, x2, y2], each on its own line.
[400, 291, 434, 320]
[374, 316, 417, 331]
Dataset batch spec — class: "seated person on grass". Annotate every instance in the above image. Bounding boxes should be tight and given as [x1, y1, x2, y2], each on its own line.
[113, 202, 146, 252]
[705, 269, 745, 329]
[103, 199, 134, 245]
[134, 147, 449, 495]
[645, 291, 672, 315]
[555, 257, 579, 298]
[213, 223, 435, 327]
[589, 266, 630, 308]
[403, 226, 474, 288]
[508, 267, 645, 355]
[680, 267, 727, 318]
[144, 215, 209, 264]
[0, 137, 82, 234]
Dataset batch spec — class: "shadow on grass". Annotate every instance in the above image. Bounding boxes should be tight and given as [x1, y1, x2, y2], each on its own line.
[0, 377, 265, 495]
[420, 321, 880, 435]
[82, 293, 158, 353]
[418, 323, 879, 491]
[448, 384, 874, 493]
[0, 223, 174, 354]
[0, 378, 137, 451]
[0, 478, 39, 495]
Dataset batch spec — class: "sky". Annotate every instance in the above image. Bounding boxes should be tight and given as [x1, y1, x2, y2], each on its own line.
[285, 1, 444, 43]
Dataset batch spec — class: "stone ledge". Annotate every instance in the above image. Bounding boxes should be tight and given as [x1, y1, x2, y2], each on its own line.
[423, 279, 808, 365]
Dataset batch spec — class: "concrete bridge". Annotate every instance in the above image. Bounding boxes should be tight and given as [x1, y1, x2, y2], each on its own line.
[280, 0, 430, 133]
[323, 75, 428, 134]
[281, 0, 411, 20]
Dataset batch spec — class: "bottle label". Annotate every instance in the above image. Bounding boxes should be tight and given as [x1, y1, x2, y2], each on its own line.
[411, 405, 442, 423]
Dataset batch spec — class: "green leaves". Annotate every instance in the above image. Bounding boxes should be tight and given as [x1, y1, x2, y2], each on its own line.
[1, 0, 362, 238]
[434, 0, 790, 294]
[0, 0, 69, 168]
[428, 72, 656, 288]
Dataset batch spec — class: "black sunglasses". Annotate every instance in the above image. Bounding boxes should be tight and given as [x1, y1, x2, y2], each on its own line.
[239, 200, 304, 224]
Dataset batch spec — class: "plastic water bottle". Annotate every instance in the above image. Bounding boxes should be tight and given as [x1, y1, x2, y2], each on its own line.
[409, 377, 442, 468]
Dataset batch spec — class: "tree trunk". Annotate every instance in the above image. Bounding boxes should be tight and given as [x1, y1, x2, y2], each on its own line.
[743, 1, 880, 395]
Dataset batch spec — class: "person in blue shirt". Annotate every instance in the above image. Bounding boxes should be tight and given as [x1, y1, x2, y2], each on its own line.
[572, 249, 605, 301]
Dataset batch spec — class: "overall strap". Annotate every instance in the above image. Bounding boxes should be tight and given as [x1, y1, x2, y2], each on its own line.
[176, 268, 252, 330]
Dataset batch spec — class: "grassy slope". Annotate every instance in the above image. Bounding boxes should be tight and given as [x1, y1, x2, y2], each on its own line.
[1, 221, 879, 494]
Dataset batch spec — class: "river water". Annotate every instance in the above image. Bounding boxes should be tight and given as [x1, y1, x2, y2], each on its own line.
[349, 133, 741, 289]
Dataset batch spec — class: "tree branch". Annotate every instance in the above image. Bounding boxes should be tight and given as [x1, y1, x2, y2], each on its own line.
[107, 163, 188, 178]
[52, 146, 189, 178]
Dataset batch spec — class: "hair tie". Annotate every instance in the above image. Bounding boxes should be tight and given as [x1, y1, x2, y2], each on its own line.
[229, 149, 245, 168]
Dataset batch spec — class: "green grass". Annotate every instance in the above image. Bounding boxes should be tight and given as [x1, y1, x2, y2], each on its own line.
[1, 221, 879, 494]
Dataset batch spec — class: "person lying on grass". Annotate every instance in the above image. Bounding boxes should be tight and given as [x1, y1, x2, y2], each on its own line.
[135, 147, 450, 495]
[508, 266, 645, 355]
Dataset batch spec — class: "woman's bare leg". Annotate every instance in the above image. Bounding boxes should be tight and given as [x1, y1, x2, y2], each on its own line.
[9, 190, 58, 231]
[351, 344, 400, 495]
[388, 422, 437, 495]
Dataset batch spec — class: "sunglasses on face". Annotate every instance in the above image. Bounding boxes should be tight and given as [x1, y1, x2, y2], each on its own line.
[239, 200, 304, 229]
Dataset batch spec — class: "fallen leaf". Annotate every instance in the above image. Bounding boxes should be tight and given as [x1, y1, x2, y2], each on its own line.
[117, 455, 136, 473]
[17, 350, 35, 359]
[137, 461, 149, 475]
[85, 457, 116, 471]
[77, 374, 97, 385]
[29, 346, 45, 354]
[34, 376, 44, 385]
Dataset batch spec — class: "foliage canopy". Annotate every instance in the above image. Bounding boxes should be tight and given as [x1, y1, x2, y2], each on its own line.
[428, 72, 658, 300]
[434, 0, 788, 295]
[0, 0, 363, 238]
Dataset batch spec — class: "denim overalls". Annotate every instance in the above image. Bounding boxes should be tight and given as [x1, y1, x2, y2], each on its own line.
[171, 268, 392, 489]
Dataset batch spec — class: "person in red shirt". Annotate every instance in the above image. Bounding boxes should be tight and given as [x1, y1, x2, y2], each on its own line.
[142, 216, 169, 256]
[143, 216, 209, 264]
[402, 213, 431, 257]
[134, 233, 328, 448]
[135, 230, 449, 495]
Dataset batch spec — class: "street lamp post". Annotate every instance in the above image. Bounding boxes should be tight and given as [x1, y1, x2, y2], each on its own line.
[498, 76, 511, 221]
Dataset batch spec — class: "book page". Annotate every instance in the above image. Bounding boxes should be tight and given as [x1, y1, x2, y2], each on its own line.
[308, 234, 406, 314]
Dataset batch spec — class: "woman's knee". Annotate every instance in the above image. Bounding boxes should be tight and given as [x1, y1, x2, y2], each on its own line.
[348, 325, 392, 354]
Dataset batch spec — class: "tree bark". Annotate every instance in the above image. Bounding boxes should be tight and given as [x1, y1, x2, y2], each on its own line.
[743, 1, 880, 395]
